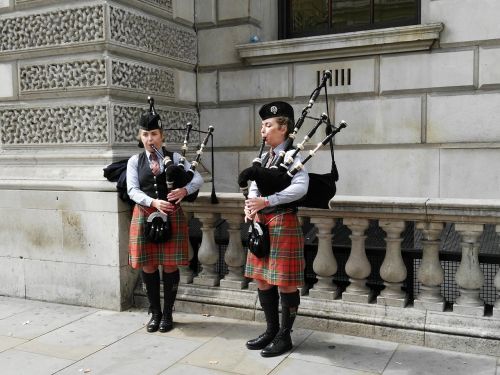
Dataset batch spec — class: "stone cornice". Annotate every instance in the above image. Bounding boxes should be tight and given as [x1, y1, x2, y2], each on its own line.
[237, 23, 444, 65]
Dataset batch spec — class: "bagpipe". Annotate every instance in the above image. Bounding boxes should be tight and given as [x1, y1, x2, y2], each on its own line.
[145, 125, 214, 243]
[103, 96, 218, 208]
[150, 125, 215, 204]
[238, 70, 347, 210]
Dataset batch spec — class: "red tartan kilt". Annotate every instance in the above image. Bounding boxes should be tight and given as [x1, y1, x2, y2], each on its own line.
[245, 210, 305, 287]
[128, 205, 189, 269]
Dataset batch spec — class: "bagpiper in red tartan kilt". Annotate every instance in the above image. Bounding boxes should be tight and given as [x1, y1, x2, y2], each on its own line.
[128, 204, 189, 269]
[244, 208, 305, 287]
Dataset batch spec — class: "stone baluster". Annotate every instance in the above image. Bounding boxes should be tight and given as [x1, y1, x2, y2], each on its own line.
[414, 222, 445, 311]
[309, 217, 338, 300]
[343, 218, 371, 303]
[454, 223, 485, 316]
[378, 220, 407, 307]
[220, 213, 248, 289]
[193, 212, 220, 286]
[179, 211, 194, 284]
[494, 225, 500, 318]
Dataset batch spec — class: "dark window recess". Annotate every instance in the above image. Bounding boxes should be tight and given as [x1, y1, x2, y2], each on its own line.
[279, 0, 420, 39]
[317, 69, 351, 86]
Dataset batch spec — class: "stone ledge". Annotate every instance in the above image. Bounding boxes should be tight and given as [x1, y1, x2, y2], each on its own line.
[237, 23, 444, 65]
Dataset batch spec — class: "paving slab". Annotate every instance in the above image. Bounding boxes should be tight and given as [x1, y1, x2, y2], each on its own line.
[0, 335, 27, 352]
[0, 301, 95, 339]
[57, 331, 202, 375]
[16, 309, 146, 360]
[383, 344, 498, 375]
[0, 348, 73, 375]
[270, 357, 378, 375]
[289, 331, 398, 373]
[0, 296, 39, 319]
[179, 322, 312, 375]
[159, 312, 239, 342]
[159, 363, 235, 374]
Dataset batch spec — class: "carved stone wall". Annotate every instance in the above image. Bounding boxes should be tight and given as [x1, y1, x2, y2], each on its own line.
[0, 106, 108, 144]
[19, 59, 107, 92]
[15, 0, 172, 13]
[0, 6, 105, 52]
[1, 4, 196, 65]
[18, 58, 175, 97]
[113, 105, 198, 144]
[109, 6, 196, 64]
[111, 60, 174, 96]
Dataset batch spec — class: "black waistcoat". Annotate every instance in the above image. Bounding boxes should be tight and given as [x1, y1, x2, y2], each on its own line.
[137, 148, 173, 201]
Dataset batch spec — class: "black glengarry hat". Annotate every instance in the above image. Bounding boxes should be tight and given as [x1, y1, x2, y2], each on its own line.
[259, 101, 295, 124]
[139, 112, 162, 131]
[137, 96, 162, 147]
[139, 96, 163, 131]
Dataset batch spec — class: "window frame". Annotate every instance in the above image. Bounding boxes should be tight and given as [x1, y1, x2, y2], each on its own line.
[278, 0, 421, 39]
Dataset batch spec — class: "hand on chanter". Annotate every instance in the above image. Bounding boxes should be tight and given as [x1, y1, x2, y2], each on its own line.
[151, 199, 176, 214]
[244, 197, 267, 222]
[167, 187, 188, 204]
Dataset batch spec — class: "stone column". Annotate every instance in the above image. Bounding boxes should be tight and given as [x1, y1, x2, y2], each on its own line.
[179, 211, 194, 284]
[193, 212, 220, 286]
[454, 223, 485, 316]
[494, 225, 500, 318]
[220, 213, 248, 289]
[414, 222, 445, 311]
[343, 218, 371, 303]
[378, 220, 407, 307]
[309, 218, 338, 300]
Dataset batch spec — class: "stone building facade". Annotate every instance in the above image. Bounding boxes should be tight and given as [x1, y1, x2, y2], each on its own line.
[0, 0, 499, 310]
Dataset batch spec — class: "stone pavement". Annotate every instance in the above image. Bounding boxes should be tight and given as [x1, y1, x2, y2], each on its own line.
[0, 296, 498, 375]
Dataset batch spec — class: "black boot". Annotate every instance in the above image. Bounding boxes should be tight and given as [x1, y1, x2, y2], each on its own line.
[159, 269, 180, 333]
[246, 286, 280, 350]
[142, 270, 162, 333]
[261, 290, 300, 357]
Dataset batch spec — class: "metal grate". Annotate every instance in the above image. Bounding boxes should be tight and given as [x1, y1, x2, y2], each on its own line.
[413, 259, 500, 305]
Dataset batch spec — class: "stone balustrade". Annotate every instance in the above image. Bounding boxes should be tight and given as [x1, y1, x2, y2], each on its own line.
[160, 192, 500, 356]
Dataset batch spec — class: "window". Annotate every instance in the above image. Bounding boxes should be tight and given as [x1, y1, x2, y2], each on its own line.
[279, 0, 420, 39]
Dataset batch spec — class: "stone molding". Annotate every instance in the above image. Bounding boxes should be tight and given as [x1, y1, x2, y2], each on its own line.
[113, 104, 198, 144]
[236, 23, 444, 65]
[0, 105, 108, 145]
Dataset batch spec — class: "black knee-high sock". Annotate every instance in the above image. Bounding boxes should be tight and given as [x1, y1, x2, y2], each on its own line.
[280, 290, 300, 331]
[162, 269, 180, 312]
[142, 270, 161, 314]
[258, 286, 280, 334]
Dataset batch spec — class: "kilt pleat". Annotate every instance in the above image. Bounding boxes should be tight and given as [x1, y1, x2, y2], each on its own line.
[244, 210, 305, 287]
[129, 205, 189, 269]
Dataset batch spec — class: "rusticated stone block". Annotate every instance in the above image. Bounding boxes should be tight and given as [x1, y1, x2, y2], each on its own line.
[0, 105, 108, 144]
